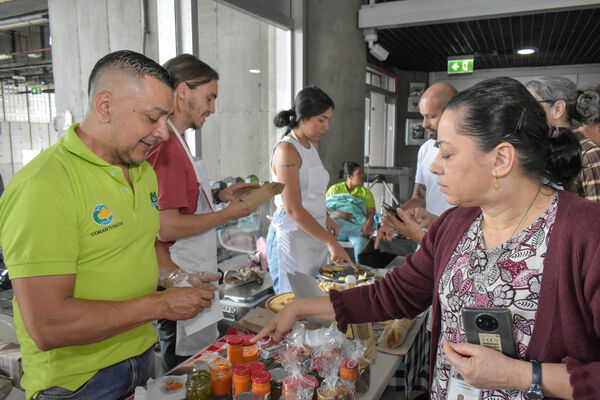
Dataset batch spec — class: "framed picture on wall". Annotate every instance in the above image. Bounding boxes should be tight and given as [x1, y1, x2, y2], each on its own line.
[405, 119, 428, 146]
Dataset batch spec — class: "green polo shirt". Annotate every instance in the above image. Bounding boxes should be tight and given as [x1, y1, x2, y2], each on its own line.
[326, 182, 375, 209]
[0, 123, 160, 399]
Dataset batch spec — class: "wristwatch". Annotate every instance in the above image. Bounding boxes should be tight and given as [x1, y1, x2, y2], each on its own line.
[524, 360, 544, 400]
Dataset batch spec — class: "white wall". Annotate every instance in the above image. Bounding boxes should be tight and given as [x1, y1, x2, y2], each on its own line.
[429, 63, 600, 91]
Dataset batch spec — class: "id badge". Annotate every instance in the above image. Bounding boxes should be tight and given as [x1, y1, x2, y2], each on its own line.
[447, 366, 482, 400]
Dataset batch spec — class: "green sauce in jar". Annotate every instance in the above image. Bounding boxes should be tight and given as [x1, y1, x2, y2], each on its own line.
[186, 370, 213, 400]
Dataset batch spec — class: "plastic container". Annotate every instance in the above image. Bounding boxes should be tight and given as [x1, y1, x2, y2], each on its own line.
[242, 335, 259, 363]
[209, 357, 233, 398]
[232, 363, 252, 396]
[186, 369, 212, 400]
[227, 335, 244, 366]
[251, 370, 271, 400]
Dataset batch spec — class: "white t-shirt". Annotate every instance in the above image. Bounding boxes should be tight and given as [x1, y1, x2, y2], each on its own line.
[414, 138, 452, 217]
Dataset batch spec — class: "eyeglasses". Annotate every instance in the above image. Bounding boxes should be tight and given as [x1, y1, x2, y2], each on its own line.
[538, 99, 556, 104]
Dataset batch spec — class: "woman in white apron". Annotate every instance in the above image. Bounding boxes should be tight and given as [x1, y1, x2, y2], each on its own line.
[266, 86, 354, 294]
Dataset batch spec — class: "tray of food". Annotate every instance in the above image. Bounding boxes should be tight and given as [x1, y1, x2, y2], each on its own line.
[265, 292, 296, 312]
[317, 264, 375, 283]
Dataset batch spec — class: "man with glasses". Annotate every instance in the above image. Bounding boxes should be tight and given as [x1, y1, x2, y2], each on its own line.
[147, 54, 258, 372]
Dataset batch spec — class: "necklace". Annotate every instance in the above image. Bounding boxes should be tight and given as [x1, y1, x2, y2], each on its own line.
[508, 184, 543, 239]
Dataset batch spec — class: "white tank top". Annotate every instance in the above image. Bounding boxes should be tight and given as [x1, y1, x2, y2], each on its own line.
[271, 131, 330, 232]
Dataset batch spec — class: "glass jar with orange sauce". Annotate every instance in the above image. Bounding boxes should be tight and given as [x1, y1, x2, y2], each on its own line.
[251, 370, 271, 400]
[242, 335, 259, 363]
[232, 363, 251, 396]
[209, 357, 233, 398]
[227, 335, 244, 366]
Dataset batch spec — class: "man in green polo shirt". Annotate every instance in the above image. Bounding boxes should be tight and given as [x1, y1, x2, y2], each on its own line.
[0, 50, 218, 400]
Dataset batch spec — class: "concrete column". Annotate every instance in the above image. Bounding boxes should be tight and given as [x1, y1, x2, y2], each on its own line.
[305, 0, 366, 184]
[48, 0, 156, 129]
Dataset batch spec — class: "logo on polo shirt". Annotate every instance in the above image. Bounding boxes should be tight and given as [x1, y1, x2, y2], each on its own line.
[150, 192, 159, 210]
[92, 204, 114, 225]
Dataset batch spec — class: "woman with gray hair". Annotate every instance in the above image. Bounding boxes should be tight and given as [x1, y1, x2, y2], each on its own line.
[577, 84, 600, 146]
[526, 76, 600, 201]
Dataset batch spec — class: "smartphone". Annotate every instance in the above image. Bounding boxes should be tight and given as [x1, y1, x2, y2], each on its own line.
[382, 202, 403, 223]
[462, 307, 517, 358]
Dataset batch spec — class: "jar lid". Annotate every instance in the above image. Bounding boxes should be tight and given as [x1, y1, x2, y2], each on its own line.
[227, 335, 244, 346]
[242, 336, 255, 346]
[234, 392, 262, 400]
[232, 364, 251, 376]
[251, 370, 271, 384]
[246, 361, 266, 373]
[267, 367, 287, 383]
[341, 358, 359, 370]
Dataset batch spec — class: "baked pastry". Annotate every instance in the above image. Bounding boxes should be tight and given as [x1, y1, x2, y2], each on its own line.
[384, 318, 415, 348]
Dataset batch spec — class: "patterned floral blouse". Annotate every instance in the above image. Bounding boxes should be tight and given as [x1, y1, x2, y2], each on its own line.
[430, 194, 558, 400]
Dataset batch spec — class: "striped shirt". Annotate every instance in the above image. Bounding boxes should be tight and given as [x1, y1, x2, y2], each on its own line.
[574, 132, 600, 203]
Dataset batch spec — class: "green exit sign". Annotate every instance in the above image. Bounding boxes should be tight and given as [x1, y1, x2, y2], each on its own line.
[30, 86, 43, 94]
[448, 57, 474, 74]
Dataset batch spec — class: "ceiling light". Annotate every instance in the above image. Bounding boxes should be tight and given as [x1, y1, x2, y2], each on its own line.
[249, 69, 261, 74]
[0, 53, 12, 61]
[517, 48, 535, 55]
[27, 53, 42, 59]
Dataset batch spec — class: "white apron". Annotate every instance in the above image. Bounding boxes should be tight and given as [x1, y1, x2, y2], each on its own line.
[271, 131, 330, 293]
[168, 120, 219, 356]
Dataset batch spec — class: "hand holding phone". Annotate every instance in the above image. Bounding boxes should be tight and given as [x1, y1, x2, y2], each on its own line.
[382, 202, 404, 223]
[461, 307, 517, 358]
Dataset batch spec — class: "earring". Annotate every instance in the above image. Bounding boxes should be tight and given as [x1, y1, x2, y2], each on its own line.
[493, 174, 499, 190]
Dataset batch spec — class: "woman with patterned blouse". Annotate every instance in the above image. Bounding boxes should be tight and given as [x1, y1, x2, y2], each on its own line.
[253, 78, 600, 400]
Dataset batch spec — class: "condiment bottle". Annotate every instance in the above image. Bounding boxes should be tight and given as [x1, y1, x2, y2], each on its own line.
[339, 358, 359, 395]
[251, 370, 271, 400]
[268, 367, 287, 400]
[232, 363, 252, 396]
[209, 357, 233, 398]
[309, 356, 326, 386]
[344, 274, 357, 289]
[242, 335, 259, 363]
[186, 369, 212, 400]
[227, 335, 244, 366]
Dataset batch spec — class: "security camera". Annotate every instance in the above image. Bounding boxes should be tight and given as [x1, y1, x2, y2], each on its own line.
[370, 43, 389, 61]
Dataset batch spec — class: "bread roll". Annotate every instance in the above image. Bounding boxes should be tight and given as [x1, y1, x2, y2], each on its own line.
[385, 318, 415, 348]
